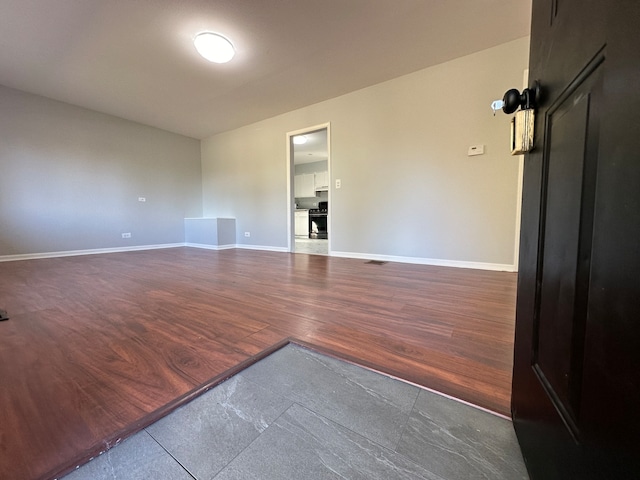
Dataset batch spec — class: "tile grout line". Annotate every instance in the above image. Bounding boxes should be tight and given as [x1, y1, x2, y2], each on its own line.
[208, 398, 297, 479]
[392, 388, 422, 453]
[240, 348, 436, 475]
[143, 429, 199, 480]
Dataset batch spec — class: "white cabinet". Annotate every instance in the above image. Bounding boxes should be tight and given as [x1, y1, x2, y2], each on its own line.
[294, 174, 315, 198]
[314, 171, 329, 191]
[294, 171, 329, 196]
[294, 210, 309, 237]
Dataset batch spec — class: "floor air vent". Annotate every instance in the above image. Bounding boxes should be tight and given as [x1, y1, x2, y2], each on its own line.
[365, 260, 387, 265]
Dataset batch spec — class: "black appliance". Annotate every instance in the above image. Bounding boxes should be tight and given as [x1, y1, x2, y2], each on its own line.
[308, 201, 328, 239]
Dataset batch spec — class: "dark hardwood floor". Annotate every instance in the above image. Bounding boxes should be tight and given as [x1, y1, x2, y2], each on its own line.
[0, 247, 517, 480]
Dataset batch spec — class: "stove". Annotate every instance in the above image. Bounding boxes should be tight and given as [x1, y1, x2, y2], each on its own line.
[308, 201, 328, 239]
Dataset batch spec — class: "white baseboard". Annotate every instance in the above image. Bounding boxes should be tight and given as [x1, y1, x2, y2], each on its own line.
[0, 243, 184, 262]
[0, 243, 517, 272]
[0, 242, 281, 262]
[330, 250, 517, 272]
[184, 243, 236, 251]
[234, 244, 289, 253]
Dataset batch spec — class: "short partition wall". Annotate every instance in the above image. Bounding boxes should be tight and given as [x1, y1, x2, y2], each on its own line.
[184, 218, 236, 249]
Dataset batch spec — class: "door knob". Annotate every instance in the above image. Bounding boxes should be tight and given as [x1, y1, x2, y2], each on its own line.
[492, 82, 541, 154]
[501, 81, 541, 114]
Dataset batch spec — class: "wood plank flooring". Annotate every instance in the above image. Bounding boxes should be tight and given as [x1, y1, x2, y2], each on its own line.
[0, 247, 517, 480]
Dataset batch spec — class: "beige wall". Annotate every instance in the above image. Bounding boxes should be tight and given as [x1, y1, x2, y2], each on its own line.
[201, 37, 530, 270]
[0, 85, 202, 257]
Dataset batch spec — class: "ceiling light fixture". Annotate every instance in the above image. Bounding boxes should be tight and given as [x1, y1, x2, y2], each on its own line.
[293, 135, 308, 145]
[194, 32, 235, 63]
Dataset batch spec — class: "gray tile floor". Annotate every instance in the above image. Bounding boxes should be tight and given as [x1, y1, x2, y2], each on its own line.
[62, 345, 529, 480]
[294, 238, 328, 255]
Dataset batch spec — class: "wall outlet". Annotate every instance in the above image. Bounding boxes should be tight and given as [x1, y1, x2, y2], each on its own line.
[121, 232, 131, 238]
[244, 232, 250, 237]
[138, 197, 146, 202]
[336, 179, 341, 189]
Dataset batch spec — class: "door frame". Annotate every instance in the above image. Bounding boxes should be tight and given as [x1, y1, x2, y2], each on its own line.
[512, 68, 529, 272]
[286, 122, 331, 253]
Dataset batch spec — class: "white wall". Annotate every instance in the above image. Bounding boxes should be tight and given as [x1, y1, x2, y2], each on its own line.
[201, 37, 530, 269]
[295, 160, 328, 176]
[0, 85, 202, 257]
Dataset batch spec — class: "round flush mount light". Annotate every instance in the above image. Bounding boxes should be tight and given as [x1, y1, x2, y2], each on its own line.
[292, 135, 308, 145]
[194, 32, 235, 63]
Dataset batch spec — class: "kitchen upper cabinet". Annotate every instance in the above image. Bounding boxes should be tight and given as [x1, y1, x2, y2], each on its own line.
[294, 174, 315, 198]
[314, 171, 329, 191]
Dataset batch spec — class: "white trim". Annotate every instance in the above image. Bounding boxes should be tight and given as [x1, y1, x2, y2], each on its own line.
[0, 243, 515, 271]
[330, 250, 516, 272]
[346, 359, 512, 420]
[286, 122, 331, 254]
[286, 133, 293, 252]
[234, 244, 289, 253]
[184, 243, 236, 250]
[326, 126, 332, 255]
[186, 243, 288, 253]
[0, 243, 184, 262]
[512, 68, 529, 272]
[513, 155, 524, 271]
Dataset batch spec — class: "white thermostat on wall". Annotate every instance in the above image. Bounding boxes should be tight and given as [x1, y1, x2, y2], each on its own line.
[467, 144, 485, 156]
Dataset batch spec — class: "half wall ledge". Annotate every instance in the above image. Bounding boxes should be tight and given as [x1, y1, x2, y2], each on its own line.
[184, 217, 236, 248]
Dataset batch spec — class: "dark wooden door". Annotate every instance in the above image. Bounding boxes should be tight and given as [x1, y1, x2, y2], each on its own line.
[512, 1, 640, 479]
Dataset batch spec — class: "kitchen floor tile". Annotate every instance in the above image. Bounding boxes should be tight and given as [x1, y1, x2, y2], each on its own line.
[294, 238, 328, 255]
[145, 374, 292, 479]
[213, 403, 443, 480]
[62, 430, 192, 480]
[396, 389, 528, 480]
[240, 345, 420, 450]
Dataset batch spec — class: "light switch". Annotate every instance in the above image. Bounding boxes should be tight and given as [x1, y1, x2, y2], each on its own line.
[467, 145, 485, 156]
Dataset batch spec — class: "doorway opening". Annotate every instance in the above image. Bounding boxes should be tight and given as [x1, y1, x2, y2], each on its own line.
[287, 123, 330, 255]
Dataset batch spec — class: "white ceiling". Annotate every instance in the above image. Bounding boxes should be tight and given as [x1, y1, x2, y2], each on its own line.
[293, 129, 328, 165]
[0, 0, 531, 140]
